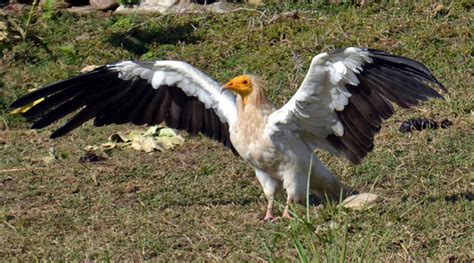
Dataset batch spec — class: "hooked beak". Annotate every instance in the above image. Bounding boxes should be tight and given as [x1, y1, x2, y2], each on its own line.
[219, 85, 227, 94]
[220, 81, 234, 94]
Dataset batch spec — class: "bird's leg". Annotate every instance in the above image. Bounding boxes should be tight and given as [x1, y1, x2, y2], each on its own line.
[310, 158, 353, 203]
[255, 169, 281, 222]
[282, 198, 293, 219]
[264, 198, 275, 222]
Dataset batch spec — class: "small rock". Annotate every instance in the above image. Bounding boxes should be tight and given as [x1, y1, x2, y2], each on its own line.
[67, 6, 96, 13]
[341, 193, 379, 210]
[247, 0, 263, 5]
[142, 0, 177, 7]
[90, 0, 119, 11]
[115, 1, 232, 14]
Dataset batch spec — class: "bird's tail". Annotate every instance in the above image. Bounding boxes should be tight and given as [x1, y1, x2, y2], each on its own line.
[309, 157, 355, 203]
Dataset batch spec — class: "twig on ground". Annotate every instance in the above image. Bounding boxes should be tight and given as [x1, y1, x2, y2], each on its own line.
[0, 167, 47, 173]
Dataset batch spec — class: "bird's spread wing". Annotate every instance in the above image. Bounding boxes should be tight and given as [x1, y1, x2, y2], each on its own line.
[10, 61, 237, 150]
[266, 47, 446, 164]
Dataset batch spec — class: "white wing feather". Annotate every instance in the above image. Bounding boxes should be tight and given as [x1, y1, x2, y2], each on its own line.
[112, 60, 237, 125]
[266, 47, 372, 153]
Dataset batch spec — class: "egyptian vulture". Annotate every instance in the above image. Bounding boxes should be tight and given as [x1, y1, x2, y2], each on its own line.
[11, 48, 446, 221]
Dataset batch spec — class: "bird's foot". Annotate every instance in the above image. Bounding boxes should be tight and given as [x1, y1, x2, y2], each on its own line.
[263, 213, 292, 223]
[263, 216, 292, 223]
[263, 215, 276, 222]
[263, 216, 284, 223]
[264, 210, 276, 222]
[281, 209, 292, 220]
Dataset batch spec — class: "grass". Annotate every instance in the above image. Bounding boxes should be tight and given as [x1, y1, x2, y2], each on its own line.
[1, 2, 473, 261]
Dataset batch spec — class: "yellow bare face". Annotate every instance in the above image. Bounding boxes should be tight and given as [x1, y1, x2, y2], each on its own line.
[222, 75, 252, 97]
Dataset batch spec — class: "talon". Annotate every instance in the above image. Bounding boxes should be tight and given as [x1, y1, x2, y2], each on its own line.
[264, 216, 284, 223]
[264, 210, 275, 222]
[282, 206, 292, 219]
[263, 215, 274, 222]
[282, 212, 292, 220]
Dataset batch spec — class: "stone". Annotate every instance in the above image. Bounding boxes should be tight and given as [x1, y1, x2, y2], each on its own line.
[66, 5, 96, 13]
[142, 0, 177, 7]
[90, 0, 119, 11]
[341, 193, 379, 210]
[247, 0, 263, 5]
[115, 1, 232, 14]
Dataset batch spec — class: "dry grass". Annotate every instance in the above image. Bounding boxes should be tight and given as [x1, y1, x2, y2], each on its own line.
[1, 2, 472, 261]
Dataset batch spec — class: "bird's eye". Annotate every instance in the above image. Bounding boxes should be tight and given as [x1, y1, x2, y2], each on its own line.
[242, 80, 248, 85]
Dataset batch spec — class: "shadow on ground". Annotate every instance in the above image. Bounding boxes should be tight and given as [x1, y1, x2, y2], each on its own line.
[107, 23, 201, 56]
[403, 191, 474, 204]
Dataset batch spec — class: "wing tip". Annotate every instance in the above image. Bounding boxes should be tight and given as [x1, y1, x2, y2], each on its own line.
[366, 49, 447, 90]
[50, 130, 63, 139]
[10, 65, 111, 110]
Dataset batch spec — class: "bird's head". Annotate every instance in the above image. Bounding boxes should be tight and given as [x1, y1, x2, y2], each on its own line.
[221, 75, 253, 103]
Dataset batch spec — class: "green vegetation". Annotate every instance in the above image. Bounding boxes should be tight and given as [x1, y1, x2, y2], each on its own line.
[117, 0, 139, 7]
[1, 2, 472, 261]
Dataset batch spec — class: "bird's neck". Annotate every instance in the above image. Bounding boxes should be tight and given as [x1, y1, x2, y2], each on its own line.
[236, 87, 275, 122]
[231, 88, 276, 161]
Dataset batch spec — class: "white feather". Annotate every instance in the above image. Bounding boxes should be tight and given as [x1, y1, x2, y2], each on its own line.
[266, 47, 371, 154]
[112, 60, 237, 125]
[151, 71, 165, 88]
[331, 121, 344, 136]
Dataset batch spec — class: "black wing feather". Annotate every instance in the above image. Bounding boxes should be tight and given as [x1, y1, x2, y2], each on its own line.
[10, 68, 108, 109]
[10, 65, 236, 152]
[92, 81, 137, 127]
[328, 49, 446, 164]
[140, 87, 167, 125]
